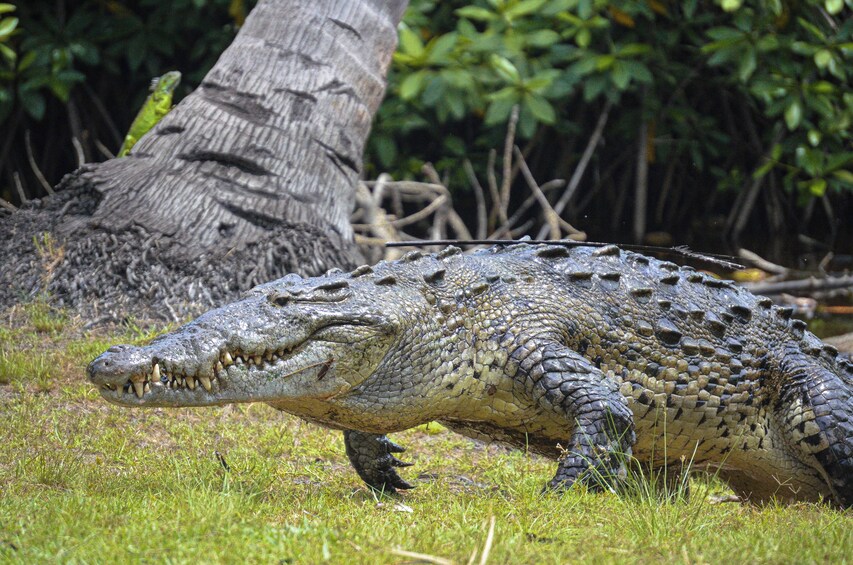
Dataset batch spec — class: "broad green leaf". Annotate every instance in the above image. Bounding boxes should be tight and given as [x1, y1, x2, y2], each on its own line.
[490, 54, 521, 83]
[445, 93, 465, 120]
[824, 0, 843, 13]
[808, 178, 826, 196]
[526, 69, 560, 91]
[771, 144, 782, 160]
[0, 4, 16, 14]
[0, 42, 14, 64]
[524, 92, 556, 123]
[813, 49, 832, 69]
[756, 35, 779, 52]
[19, 89, 45, 121]
[568, 56, 598, 77]
[526, 30, 560, 48]
[807, 130, 822, 146]
[484, 98, 515, 125]
[0, 16, 18, 37]
[611, 61, 630, 89]
[373, 136, 397, 168]
[790, 41, 817, 56]
[623, 60, 653, 83]
[576, 28, 591, 48]
[797, 18, 826, 42]
[831, 170, 853, 184]
[595, 54, 616, 71]
[399, 26, 425, 58]
[721, 0, 742, 12]
[506, 0, 549, 19]
[617, 43, 652, 57]
[738, 48, 757, 81]
[426, 33, 456, 64]
[421, 76, 445, 106]
[399, 70, 426, 100]
[455, 6, 497, 21]
[706, 27, 742, 41]
[784, 100, 802, 130]
[753, 158, 775, 179]
[488, 86, 520, 102]
[796, 146, 823, 175]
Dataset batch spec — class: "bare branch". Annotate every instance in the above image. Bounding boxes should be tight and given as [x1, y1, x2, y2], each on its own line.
[500, 105, 520, 220]
[25, 130, 53, 195]
[12, 172, 27, 204]
[541, 99, 612, 239]
[464, 159, 488, 240]
[513, 146, 581, 240]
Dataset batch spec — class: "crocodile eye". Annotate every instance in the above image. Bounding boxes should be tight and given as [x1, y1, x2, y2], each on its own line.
[270, 294, 290, 307]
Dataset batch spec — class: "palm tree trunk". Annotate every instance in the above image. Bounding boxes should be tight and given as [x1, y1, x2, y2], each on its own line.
[0, 0, 409, 318]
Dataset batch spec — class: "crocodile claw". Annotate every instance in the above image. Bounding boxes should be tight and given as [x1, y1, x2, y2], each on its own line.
[344, 431, 415, 494]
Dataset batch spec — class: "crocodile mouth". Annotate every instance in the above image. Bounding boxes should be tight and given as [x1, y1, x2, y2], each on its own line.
[103, 341, 329, 401]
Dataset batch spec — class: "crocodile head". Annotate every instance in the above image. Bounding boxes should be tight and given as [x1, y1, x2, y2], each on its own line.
[87, 272, 400, 408]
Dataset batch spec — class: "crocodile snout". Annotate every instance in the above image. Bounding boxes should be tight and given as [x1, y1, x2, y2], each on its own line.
[87, 344, 151, 389]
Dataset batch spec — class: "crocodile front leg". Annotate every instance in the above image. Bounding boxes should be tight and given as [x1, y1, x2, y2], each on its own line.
[343, 430, 414, 494]
[525, 341, 636, 492]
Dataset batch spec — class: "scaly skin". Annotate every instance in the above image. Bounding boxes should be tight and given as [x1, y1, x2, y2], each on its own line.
[88, 243, 853, 506]
[117, 71, 181, 157]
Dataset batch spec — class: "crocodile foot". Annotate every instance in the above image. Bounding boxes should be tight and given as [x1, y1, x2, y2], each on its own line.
[344, 430, 414, 494]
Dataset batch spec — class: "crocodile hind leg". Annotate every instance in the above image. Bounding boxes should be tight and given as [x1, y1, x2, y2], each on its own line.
[525, 342, 636, 491]
[777, 351, 853, 508]
[343, 430, 414, 494]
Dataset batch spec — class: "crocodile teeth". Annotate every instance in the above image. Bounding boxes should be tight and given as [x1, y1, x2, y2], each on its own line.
[133, 381, 145, 398]
[187, 377, 196, 390]
[199, 376, 212, 391]
[144, 382, 150, 393]
[152, 363, 161, 381]
[215, 361, 223, 374]
[253, 355, 262, 365]
[223, 351, 233, 365]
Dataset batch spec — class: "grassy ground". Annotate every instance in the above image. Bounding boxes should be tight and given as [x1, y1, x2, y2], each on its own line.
[0, 303, 850, 564]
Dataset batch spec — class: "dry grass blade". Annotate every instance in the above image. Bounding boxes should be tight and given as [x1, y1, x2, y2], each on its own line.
[389, 548, 455, 565]
[479, 516, 496, 565]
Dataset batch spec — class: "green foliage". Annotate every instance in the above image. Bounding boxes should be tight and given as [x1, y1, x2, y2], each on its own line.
[367, 0, 852, 235]
[0, 0, 254, 202]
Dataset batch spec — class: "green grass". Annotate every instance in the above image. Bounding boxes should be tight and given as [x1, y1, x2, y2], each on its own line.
[0, 310, 850, 564]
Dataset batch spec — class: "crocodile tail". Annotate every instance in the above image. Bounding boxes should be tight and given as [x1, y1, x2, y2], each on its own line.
[778, 345, 853, 508]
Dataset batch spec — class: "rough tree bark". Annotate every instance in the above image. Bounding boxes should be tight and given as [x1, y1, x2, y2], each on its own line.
[0, 0, 409, 320]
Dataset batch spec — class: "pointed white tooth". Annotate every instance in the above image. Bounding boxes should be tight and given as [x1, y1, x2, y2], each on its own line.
[187, 377, 196, 390]
[199, 376, 212, 391]
[215, 361, 223, 374]
[264, 351, 273, 362]
[133, 381, 144, 398]
[253, 355, 262, 365]
[144, 382, 150, 393]
[223, 351, 233, 365]
[152, 363, 161, 381]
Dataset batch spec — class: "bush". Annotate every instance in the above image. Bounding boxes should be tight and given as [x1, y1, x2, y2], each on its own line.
[366, 0, 852, 246]
[0, 0, 254, 202]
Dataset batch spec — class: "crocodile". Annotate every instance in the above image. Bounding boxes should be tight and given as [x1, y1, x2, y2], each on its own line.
[87, 242, 853, 507]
